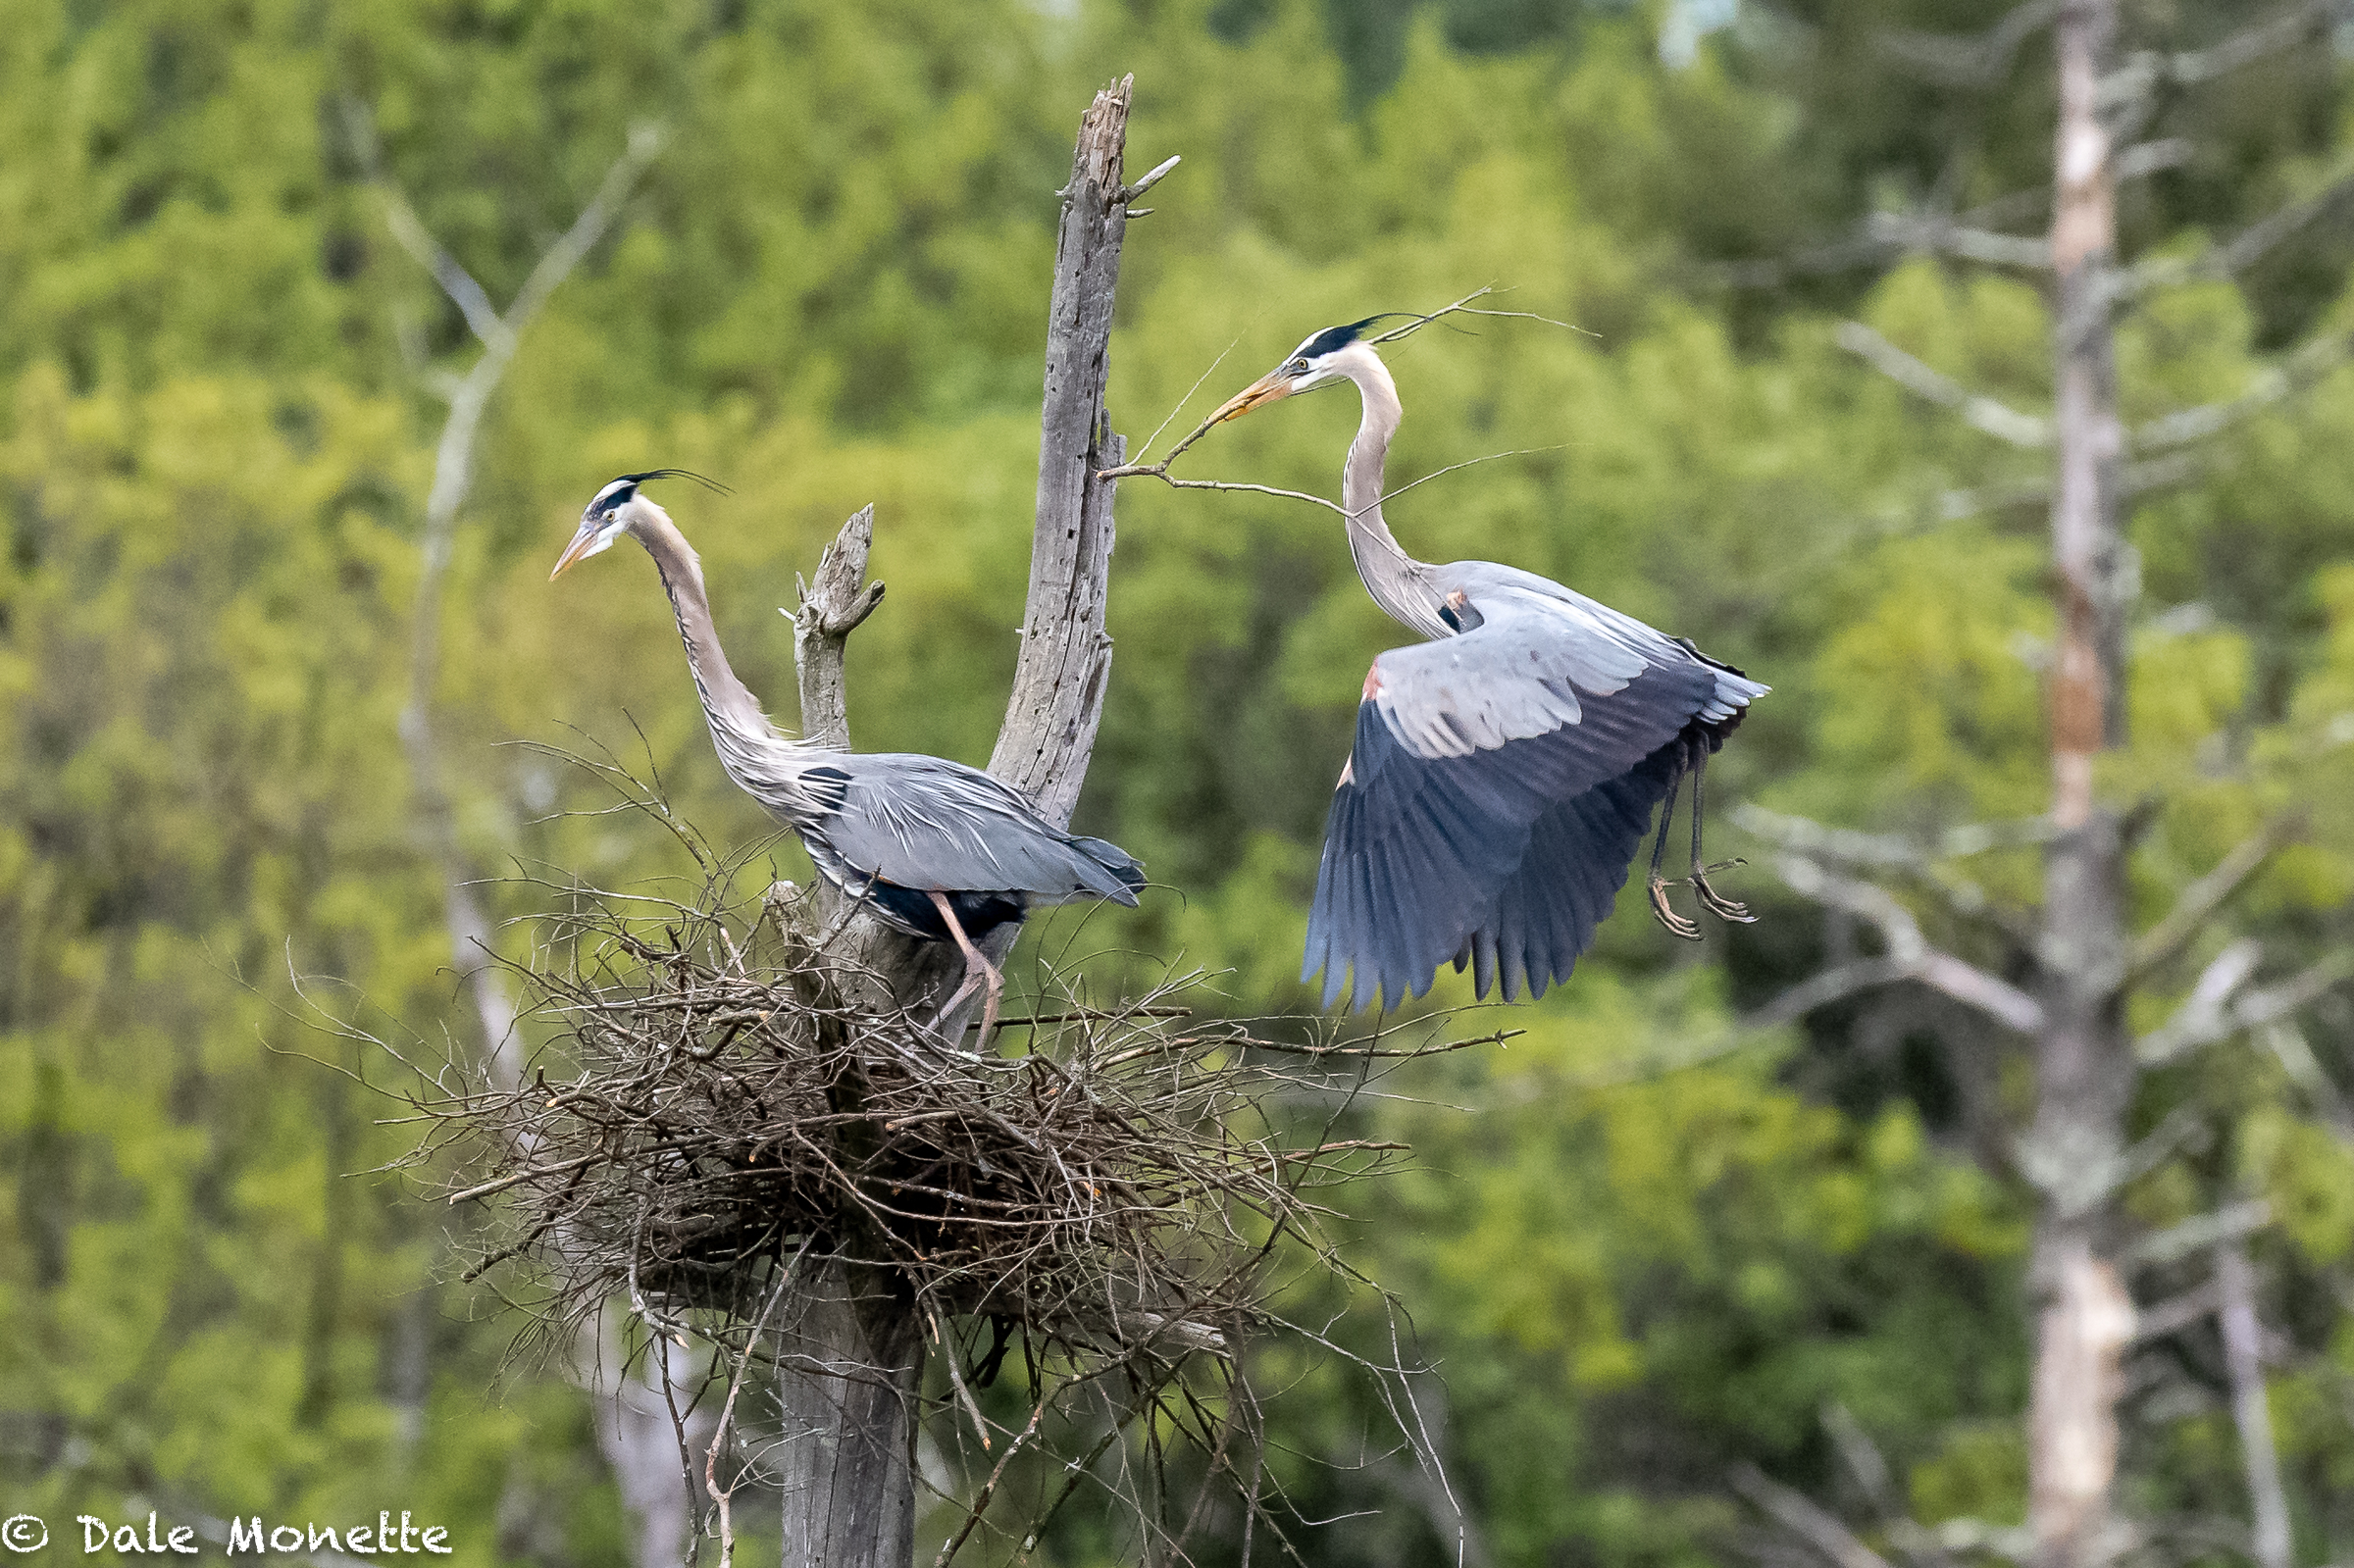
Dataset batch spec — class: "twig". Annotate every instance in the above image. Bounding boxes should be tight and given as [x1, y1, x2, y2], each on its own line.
[1098, 285, 1585, 500]
[934, 1402, 1049, 1568]
[704, 1262, 794, 1568]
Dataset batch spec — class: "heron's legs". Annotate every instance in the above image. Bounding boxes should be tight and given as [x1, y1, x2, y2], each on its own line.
[1646, 749, 1703, 941]
[1687, 748, 1755, 924]
[926, 891, 1002, 1050]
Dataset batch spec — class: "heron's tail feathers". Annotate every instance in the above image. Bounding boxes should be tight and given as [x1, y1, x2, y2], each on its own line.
[1069, 835, 1148, 905]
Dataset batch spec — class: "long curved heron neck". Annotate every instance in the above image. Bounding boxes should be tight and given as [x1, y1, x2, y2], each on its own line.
[623, 500, 822, 807]
[1338, 350, 1449, 639]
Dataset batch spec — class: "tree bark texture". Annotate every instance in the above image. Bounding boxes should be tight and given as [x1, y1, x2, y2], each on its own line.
[2028, 6, 2138, 1565]
[769, 1260, 927, 1568]
[988, 79, 1133, 827]
[773, 78, 1145, 1567]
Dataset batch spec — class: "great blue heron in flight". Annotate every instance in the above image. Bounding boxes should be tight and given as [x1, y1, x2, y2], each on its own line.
[551, 472, 1146, 1041]
[1207, 321, 1766, 1011]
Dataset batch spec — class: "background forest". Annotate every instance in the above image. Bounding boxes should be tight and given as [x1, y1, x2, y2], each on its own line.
[6, 0, 2354, 1564]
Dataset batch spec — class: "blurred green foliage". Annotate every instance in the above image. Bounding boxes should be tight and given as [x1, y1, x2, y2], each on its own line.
[5, 0, 2354, 1563]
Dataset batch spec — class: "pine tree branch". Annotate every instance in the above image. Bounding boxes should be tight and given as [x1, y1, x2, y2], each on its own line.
[2135, 938, 2262, 1063]
[1933, 453, 2197, 522]
[2126, 1200, 2271, 1267]
[2130, 326, 2354, 452]
[1734, 805, 2049, 944]
[1865, 214, 2053, 270]
[1873, 0, 2060, 88]
[2120, 153, 2354, 302]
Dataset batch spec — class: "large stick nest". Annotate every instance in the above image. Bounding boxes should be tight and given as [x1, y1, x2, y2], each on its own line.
[414, 866, 1433, 1363]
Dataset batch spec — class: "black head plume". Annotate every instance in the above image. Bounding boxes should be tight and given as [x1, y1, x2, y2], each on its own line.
[587, 468, 734, 517]
[614, 468, 734, 496]
[1289, 314, 1426, 365]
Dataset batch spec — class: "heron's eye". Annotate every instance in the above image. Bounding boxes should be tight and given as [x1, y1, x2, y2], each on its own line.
[1289, 358, 1309, 373]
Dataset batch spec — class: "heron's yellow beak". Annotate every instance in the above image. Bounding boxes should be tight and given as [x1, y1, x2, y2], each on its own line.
[549, 527, 602, 581]
[1209, 371, 1296, 424]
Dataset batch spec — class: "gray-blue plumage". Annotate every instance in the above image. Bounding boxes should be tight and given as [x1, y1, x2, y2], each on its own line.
[1308, 569, 1762, 1009]
[551, 479, 1143, 1026]
[1208, 326, 1766, 1012]
[795, 755, 1146, 934]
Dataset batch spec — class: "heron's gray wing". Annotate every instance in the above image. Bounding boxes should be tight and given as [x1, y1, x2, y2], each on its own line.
[1305, 586, 1725, 1010]
[1453, 743, 1686, 1002]
[811, 756, 1141, 904]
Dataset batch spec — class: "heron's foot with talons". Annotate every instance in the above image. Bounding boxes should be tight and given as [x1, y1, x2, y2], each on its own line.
[1691, 857, 1756, 924]
[1648, 874, 1704, 941]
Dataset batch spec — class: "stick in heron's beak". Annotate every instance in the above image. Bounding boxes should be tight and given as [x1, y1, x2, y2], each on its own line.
[1209, 372, 1296, 424]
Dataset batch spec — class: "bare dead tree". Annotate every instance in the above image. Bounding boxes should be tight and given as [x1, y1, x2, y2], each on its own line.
[748, 78, 1157, 1568]
[1723, 3, 2354, 1565]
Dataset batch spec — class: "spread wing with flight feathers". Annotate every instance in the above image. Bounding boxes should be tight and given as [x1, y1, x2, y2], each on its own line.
[1305, 568, 1765, 1010]
[801, 754, 1146, 906]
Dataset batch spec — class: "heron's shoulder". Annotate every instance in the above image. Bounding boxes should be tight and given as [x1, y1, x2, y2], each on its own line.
[1427, 561, 1677, 652]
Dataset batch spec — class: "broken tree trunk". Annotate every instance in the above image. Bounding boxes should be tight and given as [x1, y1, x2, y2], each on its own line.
[769, 77, 1147, 1568]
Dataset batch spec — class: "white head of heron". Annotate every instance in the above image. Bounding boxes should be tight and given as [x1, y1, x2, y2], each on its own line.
[550, 469, 733, 580]
[1210, 316, 1400, 423]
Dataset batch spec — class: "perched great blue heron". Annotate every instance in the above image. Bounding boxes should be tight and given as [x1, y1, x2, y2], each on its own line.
[551, 472, 1146, 1040]
[1208, 322, 1767, 1011]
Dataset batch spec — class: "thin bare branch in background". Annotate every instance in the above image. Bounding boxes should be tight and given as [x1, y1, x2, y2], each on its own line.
[1731, 1463, 1894, 1568]
[348, 97, 665, 1075]
[2216, 1243, 2292, 1568]
[2108, 0, 2354, 97]
[2125, 1201, 2271, 1268]
[2128, 814, 2303, 980]
[2121, 151, 2354, 300]
[1873, 0, 2060, 88]
[2137, 949, 2354, 1065]
[347, 98, 679, 1560]
[1836, 322, 2053, 447]
[1753, 853, 2045, 1034]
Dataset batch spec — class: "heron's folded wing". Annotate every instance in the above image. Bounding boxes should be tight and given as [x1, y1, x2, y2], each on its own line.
[816, 757, 1141, 903]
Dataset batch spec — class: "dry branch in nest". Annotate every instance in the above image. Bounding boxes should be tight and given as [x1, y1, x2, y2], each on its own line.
[406, 832, 1447, 1376]
[354, 759, 1509, 1562]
